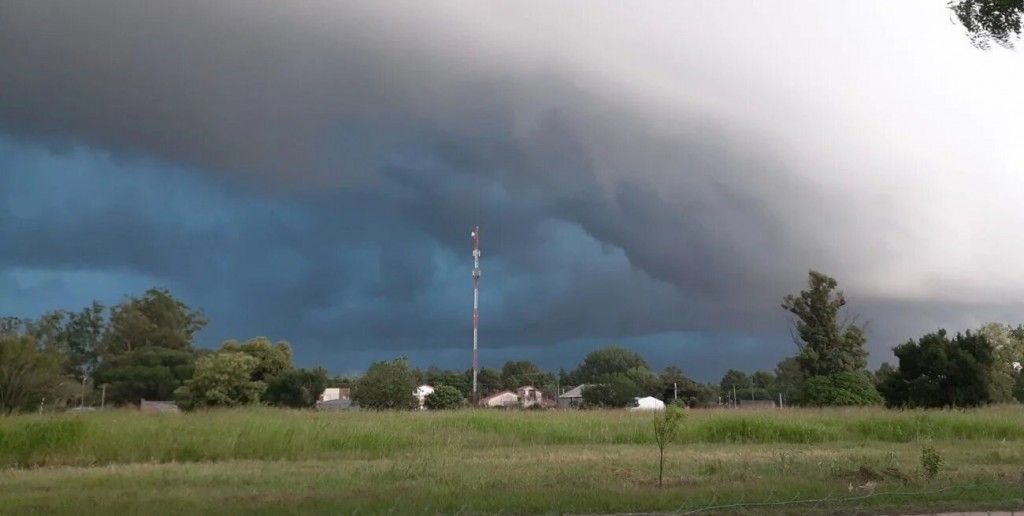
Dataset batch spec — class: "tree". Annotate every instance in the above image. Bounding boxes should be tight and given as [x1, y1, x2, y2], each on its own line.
[879, 329, 995, 408]
[92, 347, 196, 405]
[802, 372, 883, 407]
[264, 367, 329, 409]
[719, 369, 749, 396]
[500, 360, 541, 388]
[0, 317, 22, 336]
[581, 373, 641, 408]
[1014, 367, 1024, 402]
[572, 346, 650, 383]
[101, 288, 207, 356]
[773, 356, 804, 405]
[977, 322, 1024, 402]
[873, 362, 896, 386]
[352, 356, 418, 411]
[652, 405, 685, 488]
[175, 352, 266, 410]
[220, 337, 294, 383]
[475, 367, 503, 396]
[659, 366, 715, 407]
[782, 270, 869, 377]
[949, 0, 1023, 49]
[0, 334, 65, 414]
[424, 384, 464, 410]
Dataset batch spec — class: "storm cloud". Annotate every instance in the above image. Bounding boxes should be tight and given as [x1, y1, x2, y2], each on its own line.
[1, 1, 1023, 379]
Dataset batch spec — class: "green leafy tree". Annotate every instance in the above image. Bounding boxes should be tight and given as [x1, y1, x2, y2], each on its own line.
[264, 367, 329, 408]
[101, 288, 207, 356]
[873, 362, 896, 386]
[1013, 368, 1024, 402]
[175, 352, 266, 410]
[424, 384, 464, 410]
[652, 405, 685, 488]
[572, 345, 650, 383]
[581, 373, 641, 408]
[658, 366, 715, 408]
[0, 334, 66, 414]
[0, 317, 22, 336]
[977, 322, 1024, 402]
[773, 356, 804, 405]
[719, 369, 749, 399]
[802, 372, 883, 407]
[949, 0, 1023, 49]
[879, 329, 995, 408]
[220, 337, 294, 383]
[782, 270, 869, 378]
[352, 356, 418, 411]
[475, 367, 504, 396]
[500, 360, 541, 389]
[92, 347, 196, 405]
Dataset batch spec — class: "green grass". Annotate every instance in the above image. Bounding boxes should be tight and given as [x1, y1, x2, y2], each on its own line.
[2, 405, 1024, 514]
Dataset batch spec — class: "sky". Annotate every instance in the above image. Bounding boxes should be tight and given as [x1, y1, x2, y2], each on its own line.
[1, 1, 1022, 382]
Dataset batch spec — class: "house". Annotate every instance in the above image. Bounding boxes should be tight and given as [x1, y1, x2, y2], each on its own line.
[414, 384, 435, 410]
[479, 391, 520, 408]
[318, 387, 351, 402]
[316, 398, 357, 411]
[628, 396, 665, 410]
[557, 385, 586, 409]
[738, 400, 776, 409]
[516, 385, 544, 408]
[140, 400, 180, 413]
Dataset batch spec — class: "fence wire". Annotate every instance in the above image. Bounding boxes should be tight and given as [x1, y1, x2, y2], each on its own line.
[569, 479, 1024, 516]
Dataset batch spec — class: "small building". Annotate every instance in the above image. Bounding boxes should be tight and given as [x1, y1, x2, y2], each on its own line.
[738, 400, 776, 409]
[414, 384, 435, 410]
[318, 387, 351, 402]
[516, 385, 544, 408]
[316, 398, 357, 411]
[557, 385, 586, 409]
[480, 391, 520, 408]
[140, 400, 180, 413]
[628, 396, 666, 410]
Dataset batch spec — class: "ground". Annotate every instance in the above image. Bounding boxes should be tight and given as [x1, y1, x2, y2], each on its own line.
[1, 407, 1023, 515]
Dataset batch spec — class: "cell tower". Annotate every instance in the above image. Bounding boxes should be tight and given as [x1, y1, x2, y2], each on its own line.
[471, 226, 481, 405]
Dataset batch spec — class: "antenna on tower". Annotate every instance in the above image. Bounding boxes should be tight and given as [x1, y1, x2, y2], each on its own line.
[471, 226, 481, 406]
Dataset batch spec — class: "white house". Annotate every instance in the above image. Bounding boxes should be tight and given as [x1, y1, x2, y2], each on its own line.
[318, 387, 351, 402]
[516, 385, 544, 408]
[414, 384, 435, 410]
[628, 396, 666, 410]
[479, 391, 520, 408]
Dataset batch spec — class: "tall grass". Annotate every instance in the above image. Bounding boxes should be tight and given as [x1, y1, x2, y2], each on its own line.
[1, 405, 1022, 468]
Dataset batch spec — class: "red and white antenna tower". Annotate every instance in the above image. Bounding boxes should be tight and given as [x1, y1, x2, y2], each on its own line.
[471, 226, 481, 405]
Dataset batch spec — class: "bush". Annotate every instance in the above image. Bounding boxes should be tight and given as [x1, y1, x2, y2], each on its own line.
[802, 372, 883, 407]
[424, 385, 464, 410]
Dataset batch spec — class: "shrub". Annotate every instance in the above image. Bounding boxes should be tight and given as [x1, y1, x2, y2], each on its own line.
[802, 372, 883, 407]
[424, 385, 464, 410]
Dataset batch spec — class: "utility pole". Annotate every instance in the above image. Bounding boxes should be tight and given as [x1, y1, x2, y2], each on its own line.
[673, 382, 678, 401]
[471, 226, 481, 407]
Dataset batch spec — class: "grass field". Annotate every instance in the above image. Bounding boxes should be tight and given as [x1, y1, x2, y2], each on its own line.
[2, 406, 1024, 515]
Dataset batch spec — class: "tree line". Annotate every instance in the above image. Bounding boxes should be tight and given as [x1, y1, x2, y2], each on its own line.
[3, 271, 1023, 414]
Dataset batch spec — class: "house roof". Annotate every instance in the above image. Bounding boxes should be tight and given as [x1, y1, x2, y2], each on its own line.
[559, 385, 586, 398]
[481, 390, 517, 402]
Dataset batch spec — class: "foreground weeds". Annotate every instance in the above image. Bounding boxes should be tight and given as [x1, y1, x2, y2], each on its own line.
[1, 406, 1024, 514]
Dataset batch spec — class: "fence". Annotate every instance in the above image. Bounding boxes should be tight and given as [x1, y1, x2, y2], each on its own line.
[566, 480, 1024, 516]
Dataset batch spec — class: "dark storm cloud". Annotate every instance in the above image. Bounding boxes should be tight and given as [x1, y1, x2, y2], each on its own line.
[2, 1, 1023, 374]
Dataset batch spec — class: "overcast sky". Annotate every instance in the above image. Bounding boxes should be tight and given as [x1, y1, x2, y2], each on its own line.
[1, 1, 1022, 381]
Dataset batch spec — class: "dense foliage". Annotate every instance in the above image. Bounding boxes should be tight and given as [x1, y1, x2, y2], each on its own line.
[352, 356, 418, 411]
[424, 384, 464, 410]
[879, 329, 996, 408]
[3, 271, 1024, 414]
